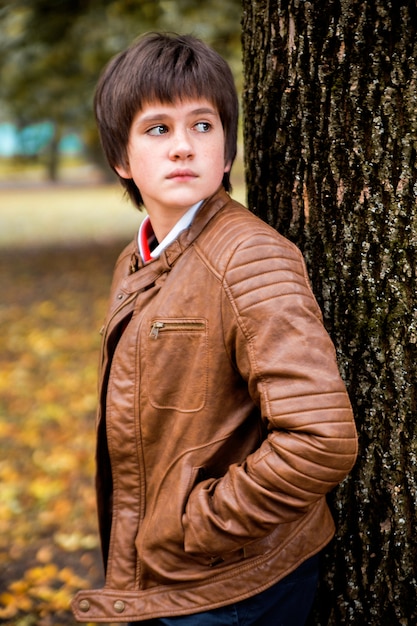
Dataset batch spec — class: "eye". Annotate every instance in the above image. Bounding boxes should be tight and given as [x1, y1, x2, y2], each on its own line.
[147, 124, 169, 136]
[194, 122, 211, 133]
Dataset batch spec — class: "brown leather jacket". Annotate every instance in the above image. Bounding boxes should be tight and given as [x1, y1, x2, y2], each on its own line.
[72, 188, 357, 623]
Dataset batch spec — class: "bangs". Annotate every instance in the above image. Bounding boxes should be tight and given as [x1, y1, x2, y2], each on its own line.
[127, 38, 225, 111]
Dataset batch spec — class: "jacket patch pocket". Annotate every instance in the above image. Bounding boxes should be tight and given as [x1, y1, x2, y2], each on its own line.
[146, 318, 208, 412]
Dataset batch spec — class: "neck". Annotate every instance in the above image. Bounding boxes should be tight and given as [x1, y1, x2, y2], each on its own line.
[146, 205, 194, 242]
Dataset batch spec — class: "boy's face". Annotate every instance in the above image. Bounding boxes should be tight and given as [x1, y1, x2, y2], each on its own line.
[115, 98, 230, 220]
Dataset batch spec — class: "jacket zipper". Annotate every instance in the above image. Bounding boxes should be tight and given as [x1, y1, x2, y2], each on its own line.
[149, 320, 205, 340]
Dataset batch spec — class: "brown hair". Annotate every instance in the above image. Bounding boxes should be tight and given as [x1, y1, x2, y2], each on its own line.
[94, 32, 239, 208]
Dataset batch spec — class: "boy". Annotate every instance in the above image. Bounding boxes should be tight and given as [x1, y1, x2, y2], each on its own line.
[72, 33, 357, 625]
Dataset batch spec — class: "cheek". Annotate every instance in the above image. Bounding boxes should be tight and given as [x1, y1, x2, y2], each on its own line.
[209, 140, 227, 167]
[129, 150, 150, 179]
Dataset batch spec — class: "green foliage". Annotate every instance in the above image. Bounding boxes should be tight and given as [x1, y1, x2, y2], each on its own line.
[0, 0, 242, 174]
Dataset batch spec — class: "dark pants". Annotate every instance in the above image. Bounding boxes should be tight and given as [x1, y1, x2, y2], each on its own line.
[129, 553, 319, 626]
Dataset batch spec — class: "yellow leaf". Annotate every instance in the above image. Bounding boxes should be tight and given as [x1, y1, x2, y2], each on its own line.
[28, 477, 64, 501]
[25, 563, 58, 584]
[36, 544, 54, 564]
[30, 584, 55, 602]
[0, 591, 16, 606]
[54, 531, 98, 551]
[57, 566, 90, 589]
[8, 580, 28, 594]
[0, 590, 33, 617]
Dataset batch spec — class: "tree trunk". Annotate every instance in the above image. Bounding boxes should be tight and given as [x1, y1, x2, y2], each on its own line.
[46, 126, 61, 182]
[241, 1, 417, 624]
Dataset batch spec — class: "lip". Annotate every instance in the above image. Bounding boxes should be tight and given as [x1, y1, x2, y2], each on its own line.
[166, 169, 198, 180]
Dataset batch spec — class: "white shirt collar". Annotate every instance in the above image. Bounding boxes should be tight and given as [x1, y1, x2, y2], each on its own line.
[138, 200, 203, 262]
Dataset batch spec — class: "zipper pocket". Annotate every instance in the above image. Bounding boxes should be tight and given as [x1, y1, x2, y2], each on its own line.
[149, 320, 206, 340]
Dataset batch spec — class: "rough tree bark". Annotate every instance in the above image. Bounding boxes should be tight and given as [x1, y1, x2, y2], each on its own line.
[241, 1, 417, 624]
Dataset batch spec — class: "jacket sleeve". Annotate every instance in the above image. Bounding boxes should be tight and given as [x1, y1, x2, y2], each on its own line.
[183, 229, 358, 557]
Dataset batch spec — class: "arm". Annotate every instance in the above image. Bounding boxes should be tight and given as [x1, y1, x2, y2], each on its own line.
[183, 231, 357, 556]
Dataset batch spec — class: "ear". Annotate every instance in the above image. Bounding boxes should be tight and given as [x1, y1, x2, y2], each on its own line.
[115, 162, 131, 179]
[224, 160, 232, 173]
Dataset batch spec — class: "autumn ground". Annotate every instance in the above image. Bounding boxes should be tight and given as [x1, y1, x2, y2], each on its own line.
[0, 162, 245, 625]
[0, 182, 142, 626]
[0, 241, 123, 625]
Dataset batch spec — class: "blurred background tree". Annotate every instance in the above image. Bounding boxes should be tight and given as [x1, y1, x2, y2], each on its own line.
[0, 0, 242, 181]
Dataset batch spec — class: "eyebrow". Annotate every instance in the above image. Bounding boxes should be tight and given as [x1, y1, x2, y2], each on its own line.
[138, 107, 218, 125]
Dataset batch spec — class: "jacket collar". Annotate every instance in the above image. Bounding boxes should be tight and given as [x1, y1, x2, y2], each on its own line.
[120, 186, 232, 295]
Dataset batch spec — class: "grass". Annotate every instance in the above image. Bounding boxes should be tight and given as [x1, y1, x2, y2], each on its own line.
[0, 182, 246, 250]
[0, 184, 143, 248]
[0, 154, 247, 249]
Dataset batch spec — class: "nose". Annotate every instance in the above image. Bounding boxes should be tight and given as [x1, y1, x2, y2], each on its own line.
[169, 128, 194, 160]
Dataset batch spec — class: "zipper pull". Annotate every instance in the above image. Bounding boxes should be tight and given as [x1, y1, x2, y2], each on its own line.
[149, 321, 164, 339]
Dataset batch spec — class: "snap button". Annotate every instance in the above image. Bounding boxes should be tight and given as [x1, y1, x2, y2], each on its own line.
[114, 600, 125, 613]
[117, 294, 123, 299]
[79, 599, 90, 612]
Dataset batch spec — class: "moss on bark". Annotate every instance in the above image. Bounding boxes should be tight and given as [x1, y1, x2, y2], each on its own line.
[242, 1, 417, 623]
